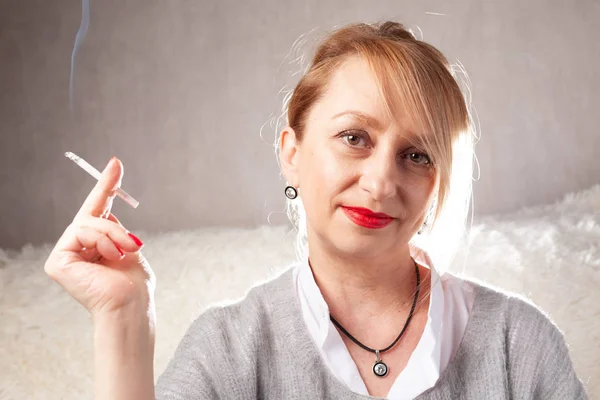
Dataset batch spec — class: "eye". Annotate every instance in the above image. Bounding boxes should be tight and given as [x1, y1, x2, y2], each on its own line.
[404, 152, 432, 166]
[340, 131, 368, 147]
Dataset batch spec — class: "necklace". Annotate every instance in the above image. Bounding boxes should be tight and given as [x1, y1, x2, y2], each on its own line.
[329, 258, 421, 378]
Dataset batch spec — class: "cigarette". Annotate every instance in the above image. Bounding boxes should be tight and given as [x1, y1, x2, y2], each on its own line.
[64, 151, 139, 209]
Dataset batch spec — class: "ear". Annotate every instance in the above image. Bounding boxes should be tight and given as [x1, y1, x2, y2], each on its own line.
[279, 126, 300, 187]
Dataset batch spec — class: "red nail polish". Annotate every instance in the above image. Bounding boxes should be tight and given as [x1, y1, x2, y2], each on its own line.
[128, 232, 144, 247]
[115, 244, 125, 256]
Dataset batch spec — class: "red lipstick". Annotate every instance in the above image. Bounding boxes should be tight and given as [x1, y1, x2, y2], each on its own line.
[341, 206, 394, 229]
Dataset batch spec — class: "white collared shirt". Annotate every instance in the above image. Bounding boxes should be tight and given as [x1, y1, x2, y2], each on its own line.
[292, 246, 475, 399]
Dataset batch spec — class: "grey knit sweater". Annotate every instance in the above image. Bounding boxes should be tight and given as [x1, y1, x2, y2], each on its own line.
[155, 267, 589, 399]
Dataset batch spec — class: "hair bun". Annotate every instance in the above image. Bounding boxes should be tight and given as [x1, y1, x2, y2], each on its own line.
[377, 21, 417, 41]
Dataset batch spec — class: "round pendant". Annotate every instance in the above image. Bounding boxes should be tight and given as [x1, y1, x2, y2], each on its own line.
[373, 361, 388, 377]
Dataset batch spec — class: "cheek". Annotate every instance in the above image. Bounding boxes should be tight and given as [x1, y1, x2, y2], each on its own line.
[305, 145, 347, 189]
[300, 146, 352, 214]
[401, 173, 438, 214]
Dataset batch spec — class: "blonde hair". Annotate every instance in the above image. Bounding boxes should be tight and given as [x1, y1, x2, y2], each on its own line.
[277, 21, 477, 302]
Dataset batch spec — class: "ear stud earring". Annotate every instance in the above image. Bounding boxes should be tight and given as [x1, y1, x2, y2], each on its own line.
[284, 186, 298, 199]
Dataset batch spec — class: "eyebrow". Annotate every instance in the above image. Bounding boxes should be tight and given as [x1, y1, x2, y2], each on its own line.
[332, 110, 385, 131]
[333, 110, 429, 147]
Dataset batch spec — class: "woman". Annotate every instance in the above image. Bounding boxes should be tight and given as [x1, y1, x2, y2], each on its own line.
[44, 21, 588, 399]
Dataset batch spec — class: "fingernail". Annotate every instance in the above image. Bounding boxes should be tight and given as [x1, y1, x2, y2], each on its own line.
[115, 244, 125, 257]
[128, 232, 144, 247]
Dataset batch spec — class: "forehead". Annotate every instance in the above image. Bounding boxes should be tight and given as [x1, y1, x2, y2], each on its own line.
[309, 55, 420, 135]
[319, 56, 386, 119]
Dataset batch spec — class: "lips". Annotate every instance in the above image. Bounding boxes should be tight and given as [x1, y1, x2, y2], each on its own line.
[341, 206, 394, 229]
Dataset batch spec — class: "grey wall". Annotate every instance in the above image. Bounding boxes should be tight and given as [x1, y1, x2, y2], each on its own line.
[1, 0, 599, 250]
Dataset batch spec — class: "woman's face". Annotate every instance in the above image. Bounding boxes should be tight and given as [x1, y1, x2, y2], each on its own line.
[281, 55, 438, 258]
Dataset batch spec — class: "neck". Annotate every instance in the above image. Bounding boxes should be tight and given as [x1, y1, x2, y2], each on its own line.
[306, 240, 426, 325]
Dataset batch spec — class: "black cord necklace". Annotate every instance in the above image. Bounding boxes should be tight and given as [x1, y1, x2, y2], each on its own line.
[329, 258, 421, 378]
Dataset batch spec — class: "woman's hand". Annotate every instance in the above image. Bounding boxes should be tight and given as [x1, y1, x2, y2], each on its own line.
[44, 157, 155, 317]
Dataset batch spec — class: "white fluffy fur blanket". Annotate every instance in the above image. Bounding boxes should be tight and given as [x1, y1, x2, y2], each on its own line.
[1, 185, 598, 399]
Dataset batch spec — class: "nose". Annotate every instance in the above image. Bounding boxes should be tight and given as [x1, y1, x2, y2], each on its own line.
[358, 148, 398, 201]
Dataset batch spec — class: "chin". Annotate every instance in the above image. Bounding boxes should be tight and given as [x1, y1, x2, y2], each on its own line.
[334, 219, 416, 255]
[330, 230, 392, 258]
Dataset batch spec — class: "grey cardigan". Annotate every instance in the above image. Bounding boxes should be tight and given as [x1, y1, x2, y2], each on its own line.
[155, 267, 589, 399]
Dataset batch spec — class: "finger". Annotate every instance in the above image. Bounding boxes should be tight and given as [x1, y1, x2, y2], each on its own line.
[80, 216, 142, 253]
[50, 226, 123, 264]
[100, 199, 114, 219]
[56, 216, 142, 254]
[105, 214, 144, 251]
[72, 226, 125, 262]
[107, 212, 123, 227]
[80, 246, 102, 261]
[74, 157, 124, 220]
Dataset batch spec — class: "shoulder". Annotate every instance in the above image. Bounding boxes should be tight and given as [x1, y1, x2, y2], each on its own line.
[188, 265, 296, 338]
[446, 271, 559, 329]
[453, 275, 588, 398]
[465, 275, 564, 339]
[445, 271, 568, 355]
[156, 265, 298, 399]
